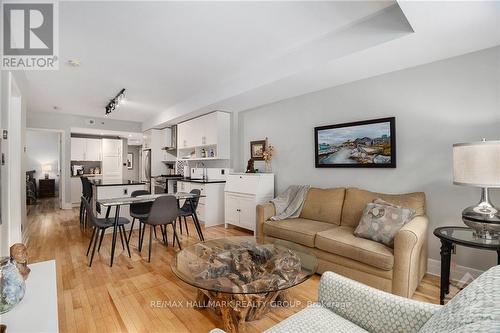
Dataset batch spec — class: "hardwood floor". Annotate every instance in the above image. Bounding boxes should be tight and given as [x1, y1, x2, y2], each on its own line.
[26, 198, 458, 333]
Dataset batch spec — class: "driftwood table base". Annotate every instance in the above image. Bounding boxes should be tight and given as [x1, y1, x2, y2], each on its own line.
[196, 289, 289, 333]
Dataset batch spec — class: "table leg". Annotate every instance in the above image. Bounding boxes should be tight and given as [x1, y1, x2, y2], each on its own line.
[110, 205, 121, 267]
[439, 239, 452, 305]
[497, 250, 500, 265]
[189, 198, 204, 241]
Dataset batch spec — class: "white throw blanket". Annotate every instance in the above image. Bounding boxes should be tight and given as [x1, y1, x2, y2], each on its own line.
[270, 185, 311, 221]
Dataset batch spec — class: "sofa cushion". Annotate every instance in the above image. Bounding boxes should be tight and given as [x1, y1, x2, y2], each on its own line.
[300, 187, 346, 225]
[315, 226, 394, 270]
[341, 188, 425, 227]
[263, 218, 337, 247]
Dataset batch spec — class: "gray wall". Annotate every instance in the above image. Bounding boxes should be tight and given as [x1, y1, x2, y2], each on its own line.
[125, 145, 140, 181]
[27, 111, 142, 207]
[237, 46, 500, 272]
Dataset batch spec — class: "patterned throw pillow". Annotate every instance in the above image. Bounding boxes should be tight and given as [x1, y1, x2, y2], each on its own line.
[354, 199, 416, 247]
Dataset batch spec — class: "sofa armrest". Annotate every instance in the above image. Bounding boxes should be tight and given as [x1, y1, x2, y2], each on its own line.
[392, 215, 429, 297]
[256, 202, 275, 240]
[318, 271, 440, 333]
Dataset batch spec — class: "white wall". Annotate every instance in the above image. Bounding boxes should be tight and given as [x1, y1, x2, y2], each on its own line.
[26, 130, 60, 193]
[27, 112, 142, 207]
[237, 46, 500, 272]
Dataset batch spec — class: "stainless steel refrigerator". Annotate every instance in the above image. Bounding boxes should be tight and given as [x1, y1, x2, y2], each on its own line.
[141, 149, 151, 192]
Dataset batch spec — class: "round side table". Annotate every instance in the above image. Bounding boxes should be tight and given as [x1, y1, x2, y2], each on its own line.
[433, 226, 500, 304]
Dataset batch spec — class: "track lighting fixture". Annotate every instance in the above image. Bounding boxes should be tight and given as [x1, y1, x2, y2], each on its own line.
[105, 88, 126, 116]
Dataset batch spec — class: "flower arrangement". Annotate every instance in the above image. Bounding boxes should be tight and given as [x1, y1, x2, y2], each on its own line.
[262, 138, 274, 172]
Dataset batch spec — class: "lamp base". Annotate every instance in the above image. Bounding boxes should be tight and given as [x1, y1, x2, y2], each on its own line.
[462, 188, 500, 239]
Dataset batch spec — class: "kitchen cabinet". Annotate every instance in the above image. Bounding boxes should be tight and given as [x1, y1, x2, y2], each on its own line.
[224, 173, 274, 233]
[177, 180, 225, 227]
[102, 139, 123, 178]
[70, 138, 86, 160]
[177, 111, 230, 160]
[70, 138, 102, 161]
[85, 138, 102, 161]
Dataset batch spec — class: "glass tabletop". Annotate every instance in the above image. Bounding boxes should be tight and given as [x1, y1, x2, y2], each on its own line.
[171, 236, 318, 294]
[434, 227, 500, 248]
[97, 192, 205, 207]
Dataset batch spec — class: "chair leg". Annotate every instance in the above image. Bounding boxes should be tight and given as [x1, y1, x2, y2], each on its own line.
[79, 201, 84, 226]
[97, 228, 105, 252]
[154, 225, 158, 239]
[178, 216, 183, 234]
[184, 216, 189, 236]
[148, 225, 153, 262]
[122, 225, 131, 258]
[138, 222, 143, 250]
[86, 227, 96, 256]
[192, 214, 203, 241]
[172, 224, 182, 250]
[119, 225, 125, 250]
[89, 227, 101, 267]
[139, 223, 146, 252]
[161, 225, 168, 246]
[127, 217, 135, 244]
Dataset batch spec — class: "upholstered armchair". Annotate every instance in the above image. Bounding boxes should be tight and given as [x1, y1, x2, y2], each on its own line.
[211, 265, 500, 332]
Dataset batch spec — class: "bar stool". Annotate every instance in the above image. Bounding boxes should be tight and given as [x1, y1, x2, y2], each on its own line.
[79, 177, 93, 228]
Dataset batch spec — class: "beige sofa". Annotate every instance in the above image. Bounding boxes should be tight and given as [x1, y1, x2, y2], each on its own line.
[256, 187, 428, 298]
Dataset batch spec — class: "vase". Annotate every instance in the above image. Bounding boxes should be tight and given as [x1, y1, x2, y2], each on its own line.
[0, 257, 25, 314]
[265, 160, 272, 173]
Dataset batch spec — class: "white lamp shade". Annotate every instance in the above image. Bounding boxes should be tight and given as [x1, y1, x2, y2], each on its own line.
[41, 164, 52, 173]
[453, 141, 500, 187]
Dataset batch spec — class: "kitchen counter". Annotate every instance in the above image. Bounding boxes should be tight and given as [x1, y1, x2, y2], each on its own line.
[180, 178, 226, 184]
[90, 178, 146, 186]
[71, 173, 102, 178]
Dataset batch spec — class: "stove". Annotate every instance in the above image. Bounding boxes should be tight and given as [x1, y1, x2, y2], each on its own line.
[154, 174, 183, 194]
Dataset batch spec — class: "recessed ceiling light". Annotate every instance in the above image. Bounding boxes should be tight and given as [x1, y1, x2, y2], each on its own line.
[128, 134, 132, 137]
[67, 59, 81, 67]
[53, 106, 59, 110]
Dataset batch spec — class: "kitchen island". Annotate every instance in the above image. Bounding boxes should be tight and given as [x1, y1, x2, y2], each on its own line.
[90, 178, 148, 228]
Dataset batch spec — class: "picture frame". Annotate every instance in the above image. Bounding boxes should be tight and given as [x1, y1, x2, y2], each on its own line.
[250, 140, 266, 161]
[314, 117, 396, 168]
[126, 153, 133, 169]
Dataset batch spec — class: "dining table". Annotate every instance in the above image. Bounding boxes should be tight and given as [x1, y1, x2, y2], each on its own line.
[96, 192, 205, 267]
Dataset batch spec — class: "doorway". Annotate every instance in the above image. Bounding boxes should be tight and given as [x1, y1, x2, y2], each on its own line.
[25, 129, 64, 213]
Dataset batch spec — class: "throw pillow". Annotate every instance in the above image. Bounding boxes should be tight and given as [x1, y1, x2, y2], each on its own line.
[354, 199, 416, 247]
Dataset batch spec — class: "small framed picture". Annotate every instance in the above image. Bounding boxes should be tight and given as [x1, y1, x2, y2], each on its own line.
[127, 153, 133, 169]
[250, 140, 266, 160]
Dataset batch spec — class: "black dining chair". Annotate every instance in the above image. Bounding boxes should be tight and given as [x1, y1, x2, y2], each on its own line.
[177, 189, 202, 239]
[127, 190, 153, 247]
[83, 198, 131, 267]
[80, 177, 93, 228]
[139, 195, 181, 262]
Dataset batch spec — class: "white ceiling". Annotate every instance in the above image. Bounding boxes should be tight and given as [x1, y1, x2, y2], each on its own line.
[25, 1, 500, 130]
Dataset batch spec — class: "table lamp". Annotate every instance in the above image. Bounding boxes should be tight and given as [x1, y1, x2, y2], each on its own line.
[41, 164, 52, 179]
[453, 139, 500, 239]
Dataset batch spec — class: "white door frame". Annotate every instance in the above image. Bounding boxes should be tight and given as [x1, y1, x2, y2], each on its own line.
[27, 127, 67, 209]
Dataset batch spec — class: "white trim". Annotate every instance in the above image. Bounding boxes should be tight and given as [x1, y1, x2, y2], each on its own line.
[427, 258, 484, 282]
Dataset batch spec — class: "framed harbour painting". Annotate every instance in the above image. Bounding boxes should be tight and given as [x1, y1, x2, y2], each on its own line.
[314, 117, 396, 168]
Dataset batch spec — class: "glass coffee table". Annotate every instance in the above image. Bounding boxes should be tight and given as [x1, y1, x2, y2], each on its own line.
[171, 236, 318, 332]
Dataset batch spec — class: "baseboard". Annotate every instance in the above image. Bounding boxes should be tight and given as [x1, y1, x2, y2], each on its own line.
[62, 202, 74, 210]
[427, 258, 484, 284]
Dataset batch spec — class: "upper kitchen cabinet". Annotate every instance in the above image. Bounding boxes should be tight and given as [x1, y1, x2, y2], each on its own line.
[70, 137, 102, 161]
[102, 138, 122, 157]
[177, 111, 230, 160]
[142, 129, 169, 176]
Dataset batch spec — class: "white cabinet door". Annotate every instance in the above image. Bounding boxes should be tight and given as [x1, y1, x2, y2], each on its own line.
[143, 130, 152, 149]
[238, 196, 256, 231]
[70, 177, 82, 204]
[102, 156, 122, 178]
[85, 139, 102, 161]
[202, 112, 218, 146]
[225, 194, 241, 226]
[102, 139, 122, 157]
[70, 138, 86, 161]
[177, 122, 187, 148]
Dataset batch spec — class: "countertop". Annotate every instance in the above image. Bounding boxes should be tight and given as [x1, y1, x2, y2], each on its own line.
[179, 178, 226, 184]
[90, 178, 146, 186]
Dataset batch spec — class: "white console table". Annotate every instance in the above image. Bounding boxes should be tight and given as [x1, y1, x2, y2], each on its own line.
[1, 260, 58, 333]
